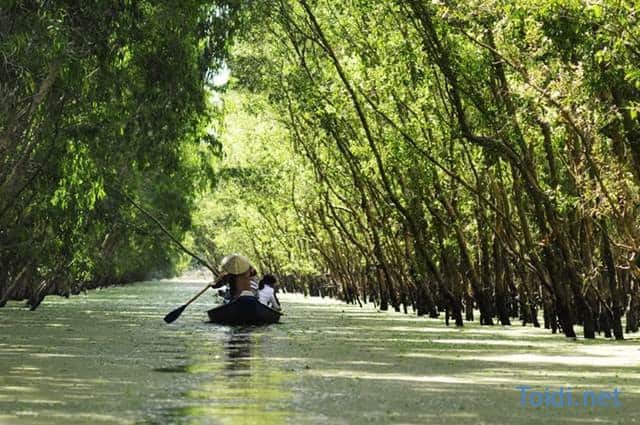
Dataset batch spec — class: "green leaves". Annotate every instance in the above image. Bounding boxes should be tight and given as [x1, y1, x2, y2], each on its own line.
[0, 1, 237, 305]
[197, 0, 640, 337]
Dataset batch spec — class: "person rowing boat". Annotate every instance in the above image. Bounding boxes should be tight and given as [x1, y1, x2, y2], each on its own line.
[210, 254, 256, 299]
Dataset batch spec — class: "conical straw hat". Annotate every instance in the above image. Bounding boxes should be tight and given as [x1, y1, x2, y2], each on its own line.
[220, 254, 251, 275]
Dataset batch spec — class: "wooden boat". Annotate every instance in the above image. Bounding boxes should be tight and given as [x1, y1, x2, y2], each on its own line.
[207, 295, 282, 325]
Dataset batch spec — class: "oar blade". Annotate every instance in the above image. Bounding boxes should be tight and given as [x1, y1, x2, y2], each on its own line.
[164, 304, 187, 323]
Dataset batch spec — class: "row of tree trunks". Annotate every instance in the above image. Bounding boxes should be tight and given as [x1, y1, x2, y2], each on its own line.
[242, 0, 640, 340]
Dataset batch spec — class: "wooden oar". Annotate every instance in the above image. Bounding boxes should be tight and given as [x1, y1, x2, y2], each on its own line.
[164, 285, 211, 323]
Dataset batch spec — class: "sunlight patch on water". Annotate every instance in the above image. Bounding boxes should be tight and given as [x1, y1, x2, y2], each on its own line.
[29, 353, 80, 359]
[402, 351, 640, 367]
[309, 369, 474, 384]
[429, 338, 556, 347]
[1, 386, 36, 393]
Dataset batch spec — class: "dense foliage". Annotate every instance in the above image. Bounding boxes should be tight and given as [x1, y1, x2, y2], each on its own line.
[0, 1, 236, 308]
[208, 0, 640, 339]
[4, 0, 639, 340]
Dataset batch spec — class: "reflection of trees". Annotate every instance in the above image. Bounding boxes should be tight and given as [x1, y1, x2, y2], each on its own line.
[223, 327, 253, 378]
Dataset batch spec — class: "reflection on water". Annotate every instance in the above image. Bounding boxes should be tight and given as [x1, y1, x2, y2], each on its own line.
[223, 327, 253, 378]
[152, 324, 292, 425]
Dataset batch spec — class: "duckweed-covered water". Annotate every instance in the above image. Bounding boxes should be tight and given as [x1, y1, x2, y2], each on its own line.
[1, 279, 639, 424]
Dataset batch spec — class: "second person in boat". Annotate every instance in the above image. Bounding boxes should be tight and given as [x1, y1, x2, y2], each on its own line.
[258, 274, 281, 311]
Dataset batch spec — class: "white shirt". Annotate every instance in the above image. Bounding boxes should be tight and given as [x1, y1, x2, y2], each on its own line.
[258, 285, 280, 310]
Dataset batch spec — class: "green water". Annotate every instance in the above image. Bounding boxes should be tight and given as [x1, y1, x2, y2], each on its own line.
[1, 279, 639, 424]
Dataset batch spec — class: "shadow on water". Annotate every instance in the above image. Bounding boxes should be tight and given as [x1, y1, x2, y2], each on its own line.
[152, 365, 191, 373]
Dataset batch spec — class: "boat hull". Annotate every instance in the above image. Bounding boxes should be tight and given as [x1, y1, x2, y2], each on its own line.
[207, 296, 282, 325]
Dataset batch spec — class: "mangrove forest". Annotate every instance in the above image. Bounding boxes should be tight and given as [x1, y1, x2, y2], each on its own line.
[5, 0, 638, 338]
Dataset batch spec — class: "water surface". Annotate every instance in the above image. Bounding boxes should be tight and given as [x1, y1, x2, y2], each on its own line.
[1, 279, 639, 424]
